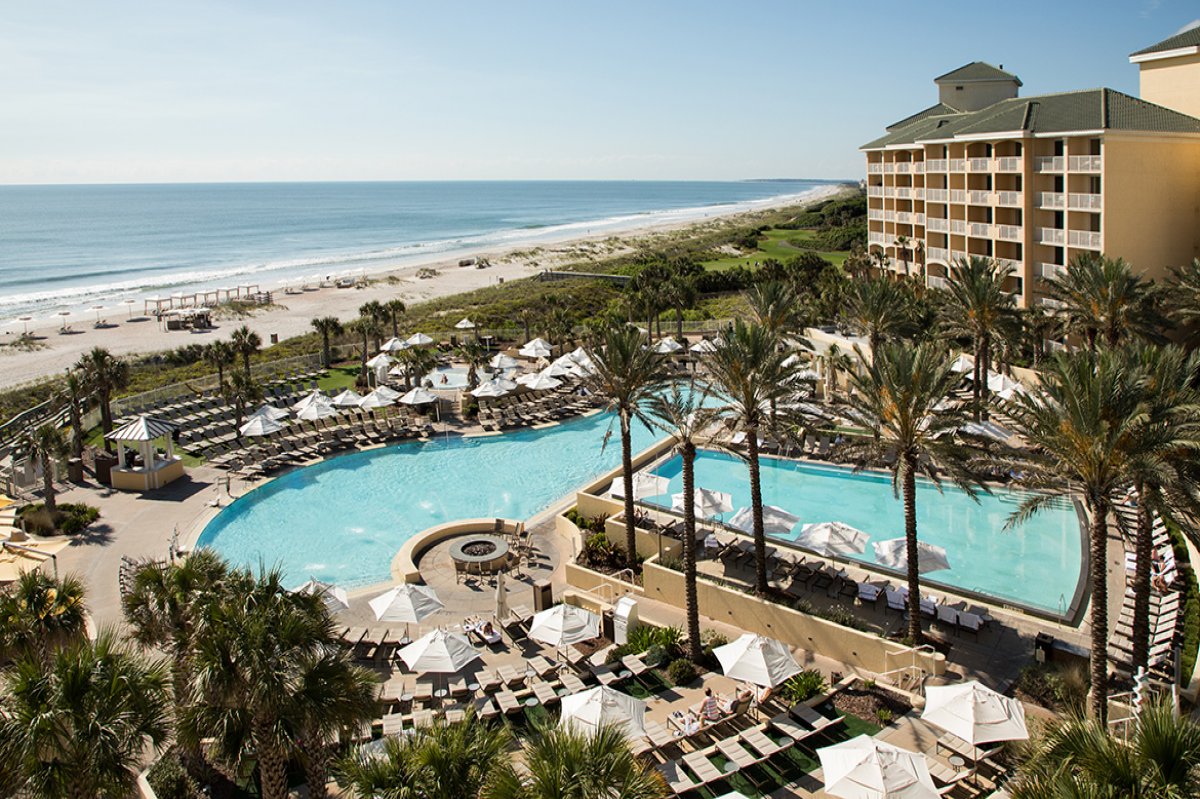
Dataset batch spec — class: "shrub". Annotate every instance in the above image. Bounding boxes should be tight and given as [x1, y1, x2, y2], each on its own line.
[645, 644, 667, 668]
[606, 643, 636, 664]
[875, 707, 895, 725]
[666, 658, 699, 686]
[1017, 662, 1088, 711]
[781, 669, 827, 703]
[627, 624, 683, 659]
[146, 751, 202, 799]
[18, 502, 99, 535]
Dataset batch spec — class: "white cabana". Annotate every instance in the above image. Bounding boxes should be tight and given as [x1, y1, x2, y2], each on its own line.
[396, 629, 480, 673]
[454, 318, 476, 330]
[405, 332, 435, 347]
[249, 404, 290, 422]
[291, 579, 350, 612]
[489, 353, 519, 370]
[818, 736, 939, 799]
[471, 380, 510, 398]
[331, 388, 365, 408]
[528, 604, 601, 647]
[359, 389, 397, 410]
[399, 387, 439, 405]
[652, 336, 683, 354]
[369, 584, 445, 624]
[671, 487, 733, 519]
[560, 686, 647, 740]
[873, 538, 951, 574]
[366, 352, 394, 369]
[239, 415, 283, 437]
[104, 416, 183, 492]
[291, 390, 331, 412]
[517, 372, 562, 391]
[518, 338, 553, 358]
[689, 338, 718, 354]
[921, 681, 1028, 747]
[610, 472, 670, 500]
[380, 337, 408, 353]
[714, 633, 803, 688]
[729, 505, 799, 535]
[794, 522, 870, 558]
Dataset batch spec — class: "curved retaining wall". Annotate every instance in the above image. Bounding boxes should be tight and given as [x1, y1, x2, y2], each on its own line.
[390, 517, 521, 583]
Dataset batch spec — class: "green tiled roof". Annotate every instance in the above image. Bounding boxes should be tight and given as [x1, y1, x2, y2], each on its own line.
[886, 102, 960, 131]
[1131, 25, 1200, 57]
[861, 88, 1200, 149]
[934, 62, 1022, 87]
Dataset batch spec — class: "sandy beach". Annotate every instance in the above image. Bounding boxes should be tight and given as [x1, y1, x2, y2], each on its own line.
[0, 185, 846, 390]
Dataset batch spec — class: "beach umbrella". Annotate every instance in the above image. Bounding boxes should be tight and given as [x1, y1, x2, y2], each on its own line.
[331, 388, 364, 408]
[397, 629, 480, 674]
[689, 339, 718, 354]
[359, 389, 397, 410]
[528, 604, 601, 647]
[405, 332, 434, 347]
[872, 538, 951, 574]
[541, 361, 575, 378]
[949, 354, 975, 375]
[818, 735, 939, 799]
[986, 372, 1021, 394]
[89, 305, 106, 323]
[610, 471, 670, 501]
[56, 310, 71, 328]
[12, 316, 32, 334]
[380, 337, 408, 353]
[518, 338, 553, 358]
[517, 372, 562, 391]
[366, 353, 394, 369]
[567, 346, 595, 366]
[250, 403, 290, 422]
[959, 420, 1014, 443]
[495, 571, 509, 622]
[369, 584, 445, 624]
[729, 505, 799, 535]
[291, 578, 350, 612]
[714, 633, 803, 688]
[794, 522, 870, 558]
[291, 389, 331, 412]
[560, 686, 647, 740]
[489, 353, 519, 369]
[239, 415, 283, 437]
[123, 299, 137, 317]
[671, 487, 733, 519]
[921, 681, 1028, 747]
[399, 387, 438, 405]
[454, 318, 476, 330]
[652, 337, 683, 354]
[296, 401, 340, 421]
[471, 380, 510, 398]
[373, 385, 402, 401]
[491, 376, 519, 391]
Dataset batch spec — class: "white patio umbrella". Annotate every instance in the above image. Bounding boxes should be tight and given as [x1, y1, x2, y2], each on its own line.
[921, 681, 1028, 747]
[331, 388, 364, 408]
[380, 337, 408, 353]
[369, 584, 445, 624]
[399, 387, 439, 405]
[949, 354, 975, 375]
[689, 339, 718, 354]
[455, 317, 476, 330]
[518, 338, 553, 358]
[488, 354, 518, 370]
[541, 361, 575, 378]
[986, 372, 1022, 394]
[250, 403, 290, 422]
[729, 505, 799, 535]
[610, 471, 670, 500]
[652, 336, 683, 354]
[714, 633, 803, 688]
[492, 376, 519, 391]
[671, 487, 733, 519]
[959, 420, 1014, 443]
[239, 414, 283, 437]
[296, 401, 341, 421]
[373, 385, 402, 401]
[528, 604, 601, 647]
[366, 352, 394, 369]
[818, 735, 939, 799]
[471, 380, 510, 398]
[794, 522, 870, 558]
[560, 686, 647, 740]
[872, 538, 951, 574]
[291, 579, 350, 612]
[359, 389, 397, 410]
[405, 332, 434, 347]
[396, 629, 480, 673]
[517, 372, 562, 391]
[291, 389, 331, 412]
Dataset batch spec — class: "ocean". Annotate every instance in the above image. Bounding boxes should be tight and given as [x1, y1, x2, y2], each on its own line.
[0, 180, 838, 324]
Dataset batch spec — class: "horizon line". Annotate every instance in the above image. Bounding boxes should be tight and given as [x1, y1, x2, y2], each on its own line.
[0, 177, 858, 189]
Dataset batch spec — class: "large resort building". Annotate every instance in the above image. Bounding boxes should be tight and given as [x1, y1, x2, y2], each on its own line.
[862, 27, 1200, 308]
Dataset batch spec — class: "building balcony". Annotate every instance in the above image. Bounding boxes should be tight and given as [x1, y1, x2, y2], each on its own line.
[915, 212, 926, 225]
[927, 275, 949, 290]
[927, 246, 950, 263]
[1040, 297, 1065, 310]
[925, 188, 949, 202]
[895, 212, 912, 224]
[995, 156, 1022, 172]
[868, 209, 884, 221]
[1039, 262, 1066, 279]
[883, 187, 896, 198]
[1037, 191, 1065, 209]
[950, 220, 968, 234]
[927, 218, 950, 233]
[949, 189, 967, 203]
[1038, 227, 1066, 245]
[925, 159, 949, 172]
[913, 162, 925, 174]
[895, 187, 913, 199]
[968, 222, 993, 238]
[967, 190, 993, 205]
[995, 191, 1022, 207]
[951, 249, 968, 262]
[996, 224, 1022, 242]
[868, 232, 888, 246]
[867, 163, 884, 174]
[913, 188, 925, 200]
[1068, 155, 1102, 172]
[949, 159, 967, 172]
[1068, 230, 1102, 249]
[883, 163, 895, 173]
[967, 158, 992, 172]
[1068, 192, 1102, 211]
[1035, 156, 1064, 173]
[895, 163, 911, 173]
[868, 186, 884, 197]
[996, 257, 1022, 272]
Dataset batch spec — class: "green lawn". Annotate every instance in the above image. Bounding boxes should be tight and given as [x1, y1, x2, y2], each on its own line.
[317, 363, 361, 392]
[701, 229, 850, 272]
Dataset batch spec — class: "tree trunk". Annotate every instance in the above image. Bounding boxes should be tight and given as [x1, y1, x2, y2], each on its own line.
[523, 318, 531, 342]
[41, 454, 57, 517]
[392, 316, 400, 338]
[681, 441, 701, 661]
[257, 738, 289, 799]
[101, 391, 114, 453]
[748, 427, 768, 594]
[676, 307, 684, 341]
[1087, 496, 1110, 722]
[971, 342, 982, 423]
[647, 310, 655, 343]
[242, 351, 251, 376]
[69, 401, 83, 459]
[1131, 485, 1152, 675]
[321, 334, 331, 368]
[621, 411, 637, 569]
[979, 332, 991, 422]
[903, 458, 922, 644]
[217, 361, 225, 392]
[301, 737, 330, 799]
[358, 332, 369, 384]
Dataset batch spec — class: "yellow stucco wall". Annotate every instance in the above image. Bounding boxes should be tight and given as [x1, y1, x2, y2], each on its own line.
[1102, 134, 1200, 281]
[1140, 54, 1200, 120]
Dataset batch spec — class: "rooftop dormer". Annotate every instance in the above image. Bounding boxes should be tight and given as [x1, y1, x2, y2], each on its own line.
[934, 62, 1022, 112]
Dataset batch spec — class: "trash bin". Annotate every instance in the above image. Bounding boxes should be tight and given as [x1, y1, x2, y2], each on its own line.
[67, 457, 84, 482]
[532, 580, 553, 612]
[1034, 632, 1054, 664]
[270, 333, 279, 344]
[93, 451, 117, 486]
[613, 596, 639, 646]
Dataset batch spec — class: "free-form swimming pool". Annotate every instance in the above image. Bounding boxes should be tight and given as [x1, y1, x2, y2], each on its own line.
[422, 365, 515, 389]
[197, 412, 661, 587]
[644, 451, 1084, 617]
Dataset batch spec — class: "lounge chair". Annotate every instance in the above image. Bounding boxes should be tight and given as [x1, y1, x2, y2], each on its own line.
[791, 703, 842, 734]
[681, 751, 726, 785]
[657, 760, 701, 795]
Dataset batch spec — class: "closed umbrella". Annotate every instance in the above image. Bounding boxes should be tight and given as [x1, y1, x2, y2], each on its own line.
[495, 571, 509, 622]
[291, 578, 350, 612]
[397, 629, 480, 673]
[359, 389, 397, 409]
[528, 604, 601, 647]
[652, 337, 683, 354]
[872, 538, 951, 574]
[714, 633, 802, 688]
[794, 522, 870, 558]
[671, 487, 733, 519]
[560, 686, 647, 740]
[239, 415, 283, 437]
[729, 505, 799, 535]
[331, 388, 364, 408]
[818, 735, 939, 799]
[370, 584, 445, 623]
[489, 353, 519, 369]
[399, 387, 438, 405]
[610, 472, 670, 500]
[921, 681, 1028, 747]
[405, 332, 434, 347]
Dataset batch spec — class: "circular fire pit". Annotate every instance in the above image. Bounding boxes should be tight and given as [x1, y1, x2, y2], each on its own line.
[450, 534, 511, 572]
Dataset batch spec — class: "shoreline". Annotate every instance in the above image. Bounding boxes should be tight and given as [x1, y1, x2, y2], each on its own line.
[0, 183, 850, 390]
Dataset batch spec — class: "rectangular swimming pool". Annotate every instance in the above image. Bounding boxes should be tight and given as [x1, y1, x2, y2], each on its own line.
[644, 450, 1085, 617]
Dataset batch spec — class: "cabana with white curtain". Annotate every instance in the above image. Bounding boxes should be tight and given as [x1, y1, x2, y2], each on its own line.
[103, 416, 184, 491]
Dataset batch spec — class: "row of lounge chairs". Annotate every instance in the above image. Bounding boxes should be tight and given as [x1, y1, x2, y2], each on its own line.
[476, 385, 600, 431]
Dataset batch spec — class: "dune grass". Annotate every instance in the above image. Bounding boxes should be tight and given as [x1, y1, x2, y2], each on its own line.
[702, 229, 849, 272]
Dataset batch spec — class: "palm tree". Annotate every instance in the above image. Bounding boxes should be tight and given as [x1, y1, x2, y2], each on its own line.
[223, 369, 262, 434]
[1003, 349, 1152, 721]
[664, 267, 698, 340]
[76, 346, 129, 452]
[0, 571, 87, 661]
[644, 381, 715, 661]
[1021, 304, 1060, 370]
[350, 317, 381, 385]
[1009, 699, 1200, 798]
[893, 234, 911, 276]
[629, 263, 670, 341]
[385, 299, 407, 338]
[518, 307, 538, 343]
[0, 629, 171, 799]
[311, 316, 343, 368]
[289, 647, 378, 799]
[842, 276, 911, 355]
[359, 300, 389, 351]
[584, 327, 666, 568]
[488, 721, 667, 799]
[59, 370, 86, 459]
[457, 339, 489, 389]
[706, 320, 798, 593]
[841, 342, 980, 643]
[231, 325, 262, 376]
[1044, 254, 1165, 350]
[397, 346, 439, 390]
[747, 280, 802, 338]
[544, 307, 575, 356]
[204, 340, 235, 390]
[938, 256, 1019, 421]
[25, 424, 67, 520]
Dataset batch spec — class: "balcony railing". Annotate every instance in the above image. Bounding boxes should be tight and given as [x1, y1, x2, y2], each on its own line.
[913, 162, 925, 174]
[995, 191, 1022, 206]
[950, 220, 967, 234]
[868, 209, 884, 221]
[884, 187, 896, 198]
[1068, 192, 1102, 210]
[868, 232, 887, 246]
[995, 156, 1022, 172]
[996, 224, 1022, 242]
[951, 249, 968, 262]
[967, 158, 992, 172]
[925, 188, 949, 202]
[1035, 156, 1064, 172]
[894, 187, 912, 199]
[895, 163, 910, 173]
[913, 188, 925, 200]
[967, 190, 993, 205]
[949, 159, 967, 172]
[895, 212, 912, 224]
[1040, 297, 1065, 310]
[925, 159, 948, 172]
[996, 257, 1022, 271]
[1069, 230, 1102, 249]
[868, 186, 884, 197]
[1038, 227, 1066, 245]
[1068, 155, 1102, 172]
[915, 213, 926, 225]
[927, 218, 950, 233]
[867, 163, 884, 174]
[927, 247, 950, 263]
[949, 189, 967, 203]
[1037, 191, 1065, 209]
[968, 222, 993, 237]
[1039, 262, 1066, 279]
[927, 275, 949, 290]
[883, 163, 895, 173]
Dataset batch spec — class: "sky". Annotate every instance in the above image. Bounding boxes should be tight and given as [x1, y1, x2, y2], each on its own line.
[1, 0, 1197, 185]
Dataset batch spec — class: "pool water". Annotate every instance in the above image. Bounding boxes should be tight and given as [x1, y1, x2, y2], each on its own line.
[198, 411, 661, 587]
[422, 365, 515, 389]
[644, 451, 1083, 615]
